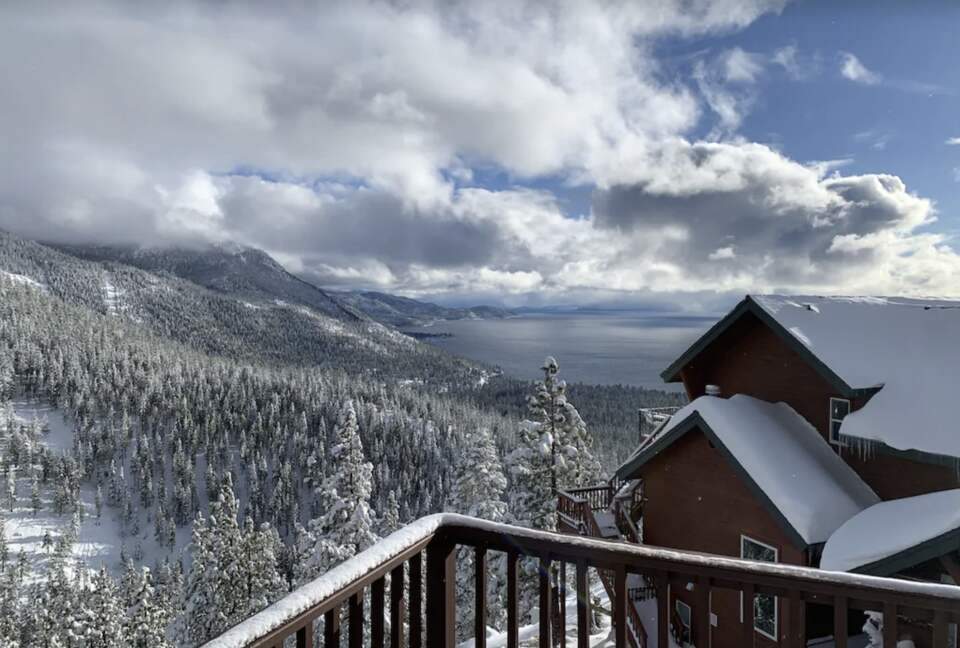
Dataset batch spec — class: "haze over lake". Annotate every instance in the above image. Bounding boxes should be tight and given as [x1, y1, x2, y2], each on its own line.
[406, 311, 714, 389]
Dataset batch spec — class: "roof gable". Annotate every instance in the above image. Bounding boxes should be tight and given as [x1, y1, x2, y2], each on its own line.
[660, 296, 867, 397]
[663, 294, 960, 460]
[617, 395, 880, 548]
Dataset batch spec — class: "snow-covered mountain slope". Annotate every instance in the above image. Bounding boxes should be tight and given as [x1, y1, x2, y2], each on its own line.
[52, 242, 364, 324]
[52, 241, 514, 328]
[0, 231, 484, 382]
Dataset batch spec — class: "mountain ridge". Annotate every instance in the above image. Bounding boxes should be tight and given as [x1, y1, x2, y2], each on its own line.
[49, 241, 515, 327]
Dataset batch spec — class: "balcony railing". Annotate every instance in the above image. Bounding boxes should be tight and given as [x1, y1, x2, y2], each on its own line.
[202, 513, 960, 648]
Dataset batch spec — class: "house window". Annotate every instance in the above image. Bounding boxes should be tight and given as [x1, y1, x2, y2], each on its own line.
[675, 599, 692, 644]
[741, 535, 779, 640]
[829, 397, 851, 445]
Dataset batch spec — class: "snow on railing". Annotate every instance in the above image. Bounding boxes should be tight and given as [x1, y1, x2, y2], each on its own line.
[203, 513, 960, 648]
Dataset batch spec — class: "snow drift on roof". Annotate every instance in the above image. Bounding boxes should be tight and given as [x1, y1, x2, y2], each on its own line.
[820, 489, 960, 573]
[654, 394, 879, 545]
[753, 295, 960, 459]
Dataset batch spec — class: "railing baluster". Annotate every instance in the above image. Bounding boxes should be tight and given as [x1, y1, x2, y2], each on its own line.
[742, 582, 755, 647]
[614, 565, 626, 648]
[788, 589, 803, 648]
[576, 560, 590, 648]
[426, 535, 456, 648]
[372, 577, 385, 648]
[475, 546, 487, 648]
[558, 561, 567, 645]
[391, 563, 405, 648]
[324, 606, 340, 648]
[696, 576, 710, 648]
[882, 601, 898, 648]
[655, 571, 668, 648]
[349, 591, 364, 648]
[933, 609, 949, 648]
[507, 550, 519, 648]
[410, 553, 423, 648]
[540, 555, 552, 648]
[296, 619, 313, 648]
[833, 595, 847, 648]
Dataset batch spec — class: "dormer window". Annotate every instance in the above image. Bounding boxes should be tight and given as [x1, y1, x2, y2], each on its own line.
[829, 397, 851, 445]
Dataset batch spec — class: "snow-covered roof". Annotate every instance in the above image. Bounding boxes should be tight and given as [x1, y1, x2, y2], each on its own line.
[820, 489, 960, 574]
[752, 295, 960, 459]
[619, 394, 879, 546]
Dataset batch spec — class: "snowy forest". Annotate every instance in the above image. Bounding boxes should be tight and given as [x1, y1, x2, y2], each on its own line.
[0, 231, 683, 647]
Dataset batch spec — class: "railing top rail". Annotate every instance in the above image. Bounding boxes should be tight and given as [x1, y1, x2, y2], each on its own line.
[557, 489, 589, 504]
[564, 484, 612, 493]
[203, 513, 960, 648]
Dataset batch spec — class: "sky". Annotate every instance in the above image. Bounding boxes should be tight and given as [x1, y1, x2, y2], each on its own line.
[0, 0, 958, 311]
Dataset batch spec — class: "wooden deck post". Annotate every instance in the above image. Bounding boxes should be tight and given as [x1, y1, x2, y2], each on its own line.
[475, 546, 487, 648]
[540, 555, 552, 648]
[507, 551, 519, 648]
[426, 534, 456, 648]
[575, 560, 590, 648]
[410, 553, 423, 648]
[391, 563, 405, 648]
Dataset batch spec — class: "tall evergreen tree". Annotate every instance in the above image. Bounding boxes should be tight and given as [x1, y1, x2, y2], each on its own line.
[297, 400, 378, 583]
[505, 357, 601, 622]
[447, 427, 509, 636]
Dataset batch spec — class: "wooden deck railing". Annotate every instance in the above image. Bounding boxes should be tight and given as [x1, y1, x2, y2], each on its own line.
[563, 484, 614, 513]
[202, 513, 960, 648]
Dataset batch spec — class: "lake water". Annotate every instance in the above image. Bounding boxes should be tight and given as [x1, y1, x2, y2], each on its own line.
[406, 311, 715, 389]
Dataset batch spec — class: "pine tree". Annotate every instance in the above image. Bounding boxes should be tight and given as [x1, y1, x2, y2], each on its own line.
[80, 566, 125, 647]
[0, 515, 7, 571]
[181, 477, 264, 644]
[240, 517, 286, 616]
[380, 489, 401, 535]
[4, 467, 14, 512]
[505, 357, 602, 622]
[449, 426, 511, 636]
[125, 567, 174, 648]
[298, 400, 378, 583]
[30, 471, 41, 516]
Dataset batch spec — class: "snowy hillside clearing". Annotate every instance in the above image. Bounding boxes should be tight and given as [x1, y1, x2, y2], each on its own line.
[1, 398, 190, 583]
[0, 270, 46, 292]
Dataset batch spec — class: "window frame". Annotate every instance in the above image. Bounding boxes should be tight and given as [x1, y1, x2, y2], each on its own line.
[740, 534, 779, 641]
[828, 397, 852, 446]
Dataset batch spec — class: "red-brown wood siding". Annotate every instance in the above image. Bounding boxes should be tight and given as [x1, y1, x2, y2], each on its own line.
[641, 429, 804, 648]
[675, 312, 960, 500]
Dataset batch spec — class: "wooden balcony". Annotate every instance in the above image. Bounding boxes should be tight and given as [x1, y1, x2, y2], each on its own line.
[201, 513, 960, 648]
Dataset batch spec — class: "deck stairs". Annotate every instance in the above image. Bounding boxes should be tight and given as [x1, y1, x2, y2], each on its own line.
[556, 480, 660, 648]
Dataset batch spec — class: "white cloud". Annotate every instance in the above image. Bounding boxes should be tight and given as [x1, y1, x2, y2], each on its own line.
[839, 52, 882, 85]
[0, 1, 957, 303]
[722, 47, 764, 83]
[709, 246, 736, 260]
[946, 137, 960, 146]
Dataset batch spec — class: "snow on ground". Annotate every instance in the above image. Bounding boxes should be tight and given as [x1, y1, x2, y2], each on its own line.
[458, 578, 614, 648]
[2, 398, 190, 583]
[1, 270, 47, 292]
[102, 274, 125, 315]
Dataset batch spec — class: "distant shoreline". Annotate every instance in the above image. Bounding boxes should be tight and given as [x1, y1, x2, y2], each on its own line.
[402, 330, 454, 340]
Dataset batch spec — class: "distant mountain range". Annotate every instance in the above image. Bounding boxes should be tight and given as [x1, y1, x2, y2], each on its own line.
[50, 242, 515, 327]
[333, 290, 514, 327]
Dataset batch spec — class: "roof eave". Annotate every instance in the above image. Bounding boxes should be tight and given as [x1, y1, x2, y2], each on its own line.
[847, 527, 960, 578]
